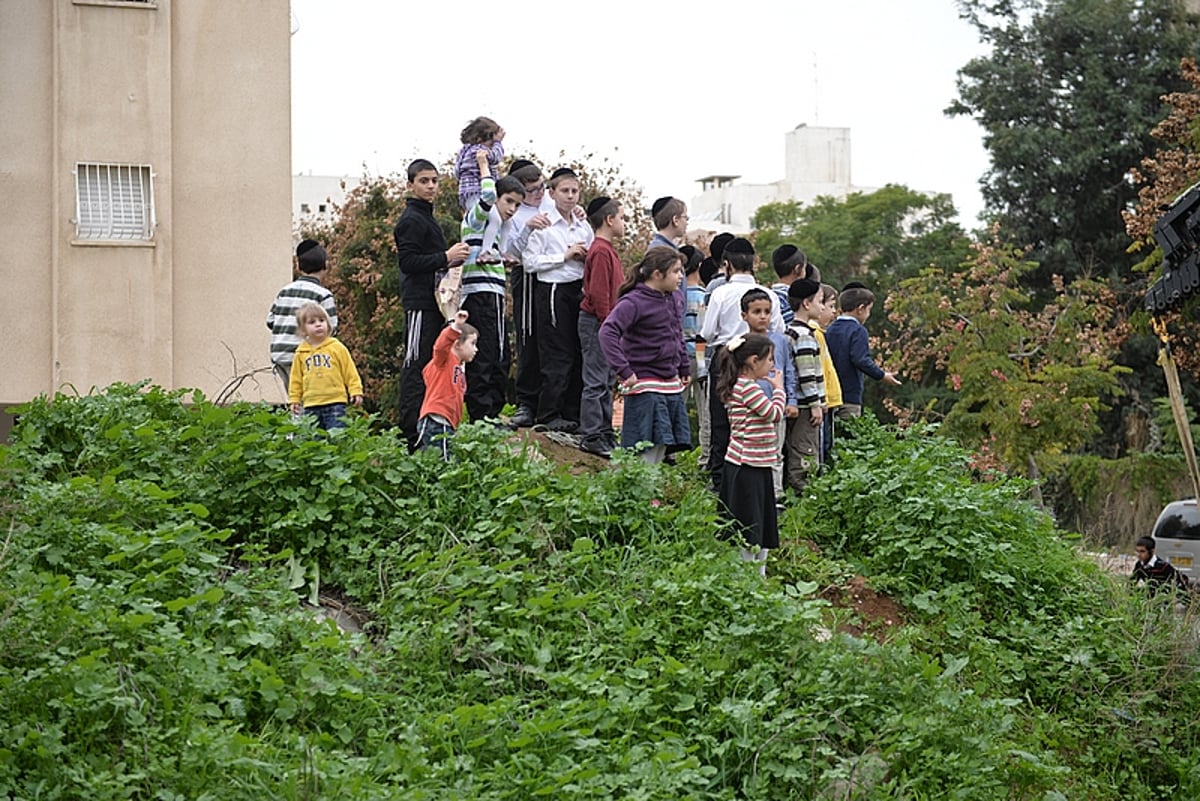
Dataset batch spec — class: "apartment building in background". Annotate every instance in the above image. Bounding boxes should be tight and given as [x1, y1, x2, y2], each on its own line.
[0, 0, 293, 439]
[690, 124, 874, 233]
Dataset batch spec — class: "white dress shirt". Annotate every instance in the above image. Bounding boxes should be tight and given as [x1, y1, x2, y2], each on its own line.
[699, 273, 786, 347]
[520, 206, 594, 284]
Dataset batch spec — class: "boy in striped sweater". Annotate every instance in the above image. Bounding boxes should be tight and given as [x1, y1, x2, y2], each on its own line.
[784, 278, 825, 497]
[266, 239, 338, 390]
[457, 149, 526, 423]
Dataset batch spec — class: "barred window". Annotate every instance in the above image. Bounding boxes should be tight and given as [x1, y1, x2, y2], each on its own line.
[74, 163, 156, 241]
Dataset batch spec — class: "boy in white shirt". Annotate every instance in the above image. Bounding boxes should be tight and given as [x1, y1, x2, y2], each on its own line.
[520, 168, 595, 431]
[699, 237, 784, 489]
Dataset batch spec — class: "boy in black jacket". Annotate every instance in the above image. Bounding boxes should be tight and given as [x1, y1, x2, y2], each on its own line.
[394, 158, 470, 450]
[1132, 536, 1193, 597]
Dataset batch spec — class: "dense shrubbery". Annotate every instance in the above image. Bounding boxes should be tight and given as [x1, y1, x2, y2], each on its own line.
[2, 385, 1199, 799]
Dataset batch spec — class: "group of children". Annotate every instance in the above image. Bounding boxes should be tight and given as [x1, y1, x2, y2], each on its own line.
[267, 115, 903, 575]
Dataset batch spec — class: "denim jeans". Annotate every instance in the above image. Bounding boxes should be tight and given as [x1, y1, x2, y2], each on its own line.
[417, 414, 455, 460]
[307, 403, 347, 430]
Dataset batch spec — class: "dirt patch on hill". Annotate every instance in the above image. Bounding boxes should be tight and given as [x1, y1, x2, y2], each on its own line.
[511, 429, 611, 475]
[819, 576, 907, 643]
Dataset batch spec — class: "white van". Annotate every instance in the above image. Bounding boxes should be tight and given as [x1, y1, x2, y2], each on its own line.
[1149, 499, 1200, 578]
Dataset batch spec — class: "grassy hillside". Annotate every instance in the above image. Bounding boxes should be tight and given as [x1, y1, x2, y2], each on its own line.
[2, 383, 1198, 799]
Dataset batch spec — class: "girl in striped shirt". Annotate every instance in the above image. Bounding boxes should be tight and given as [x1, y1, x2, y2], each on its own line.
[716, 333, 785, 574]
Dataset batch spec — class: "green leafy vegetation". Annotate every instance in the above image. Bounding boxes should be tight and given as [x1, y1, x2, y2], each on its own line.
[2, 385, 1199, 798]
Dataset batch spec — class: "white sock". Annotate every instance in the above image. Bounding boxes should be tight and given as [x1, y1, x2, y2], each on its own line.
[642, 444, 667, 464]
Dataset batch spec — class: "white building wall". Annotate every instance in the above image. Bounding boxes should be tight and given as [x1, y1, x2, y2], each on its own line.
[689, 124, 863, 234]
[293, 173, 359, 234]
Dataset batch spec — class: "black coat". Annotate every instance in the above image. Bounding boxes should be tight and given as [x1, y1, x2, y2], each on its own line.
[393, 197, 448, 312]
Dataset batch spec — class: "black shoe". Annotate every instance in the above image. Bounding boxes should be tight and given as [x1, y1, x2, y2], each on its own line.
[579, 439, 613, 459]
[538, 417, 578, 433]
[510, 406, 535, 428]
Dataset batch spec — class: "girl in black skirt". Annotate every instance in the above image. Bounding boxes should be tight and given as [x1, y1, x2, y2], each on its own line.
[715, 333, 786, 576]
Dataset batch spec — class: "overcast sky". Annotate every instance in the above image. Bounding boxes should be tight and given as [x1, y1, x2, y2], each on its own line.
[290, 0, 992, 229]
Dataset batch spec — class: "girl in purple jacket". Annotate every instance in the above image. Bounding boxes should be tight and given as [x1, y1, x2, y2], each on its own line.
[598, 247, 691, 463]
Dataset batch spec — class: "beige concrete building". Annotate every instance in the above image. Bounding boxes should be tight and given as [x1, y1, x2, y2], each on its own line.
[1, 0, 293, 436]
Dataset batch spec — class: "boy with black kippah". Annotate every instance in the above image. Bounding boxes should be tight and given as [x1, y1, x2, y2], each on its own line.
[771, 244, 812, 326]
[785, 278, 825, 497]
[705, 232, 735, 294]
[825, 284, 901, 419]
[577, 195, 625, 457]
[501, 159, 549, 428]
[267, 239, 339, 390]
[394, 159, 471, 450]
[520, 168, 594, 431]
[649, 196, 687, 251]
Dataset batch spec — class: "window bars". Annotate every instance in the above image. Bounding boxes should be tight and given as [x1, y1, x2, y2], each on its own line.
[74, 162, 156, 241]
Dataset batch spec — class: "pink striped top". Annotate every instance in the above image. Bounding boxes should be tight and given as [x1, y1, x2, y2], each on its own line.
[726, 377, 785, 467]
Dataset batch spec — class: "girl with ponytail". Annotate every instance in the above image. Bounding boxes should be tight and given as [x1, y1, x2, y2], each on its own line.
[598, 247, 691, 463]
[715, 333, 785, 575]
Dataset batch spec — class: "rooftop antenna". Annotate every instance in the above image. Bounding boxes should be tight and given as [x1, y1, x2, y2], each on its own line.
[813, 50, 820, 124]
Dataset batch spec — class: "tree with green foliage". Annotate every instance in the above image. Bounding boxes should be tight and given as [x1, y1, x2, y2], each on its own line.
[948, 0, 1200, 286]
[751, 185, 969, 290]
[884, 232, 1128, 481]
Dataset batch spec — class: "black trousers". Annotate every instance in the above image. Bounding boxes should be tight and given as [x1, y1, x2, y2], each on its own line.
[511, 267, 541, 414]
[462, 291, 509, 422]
[534, 278, 583, 424]
[706, 344, 730, 490]
[398, 308, 443, 450]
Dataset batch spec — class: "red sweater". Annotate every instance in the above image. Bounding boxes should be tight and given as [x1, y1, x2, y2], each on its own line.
[419, 325, 467, 427]
[580, 237, 623, 320]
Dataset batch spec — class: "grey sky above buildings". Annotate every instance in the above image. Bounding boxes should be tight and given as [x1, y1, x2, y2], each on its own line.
[290, 0, 991, 228]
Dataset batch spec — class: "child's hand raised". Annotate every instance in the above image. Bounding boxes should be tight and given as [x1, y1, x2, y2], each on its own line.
[454, 310, 470, 326]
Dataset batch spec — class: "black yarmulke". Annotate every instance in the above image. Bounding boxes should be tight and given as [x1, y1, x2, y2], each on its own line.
[507, 158, 535, 175]
[296, 239, 326, 269]
[586, 196, 612, 217]
[788, 278, 820, 301]
[651, 196, 672, 217]
[710, 232, 734, 260]
[550, 167, 576, 181]
[772, 243, 799, 268]
[724, 237, 754, 256]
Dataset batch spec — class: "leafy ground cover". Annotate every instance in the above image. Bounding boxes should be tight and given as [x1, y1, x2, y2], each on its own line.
[2, 383, 1199, 799]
